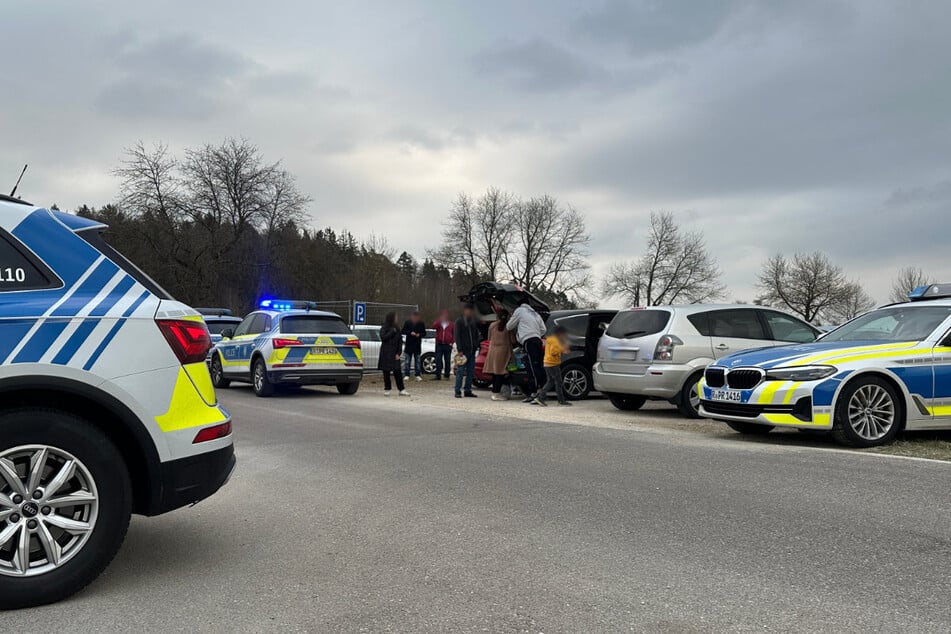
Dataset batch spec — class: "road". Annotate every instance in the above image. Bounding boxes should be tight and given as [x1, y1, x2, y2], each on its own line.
[10, 385, 951, 632]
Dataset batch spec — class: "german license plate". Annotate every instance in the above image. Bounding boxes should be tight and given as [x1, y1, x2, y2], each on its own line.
[710, 389, 742, 402]
[310, 347, 337, 355]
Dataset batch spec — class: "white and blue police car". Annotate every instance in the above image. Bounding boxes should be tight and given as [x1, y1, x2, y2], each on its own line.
[210, 299, 363, 397]
[699, 284, 951, 447]
[0, 194, 234, 608]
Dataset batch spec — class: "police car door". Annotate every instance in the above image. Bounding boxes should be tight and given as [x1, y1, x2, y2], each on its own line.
[220, 312, 266, 375]
[932, 323, 951, 421]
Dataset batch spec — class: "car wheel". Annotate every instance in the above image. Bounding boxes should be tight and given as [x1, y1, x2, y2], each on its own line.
[337, 382, 360, 395]
[210, 354, 230, 389]
[0, 409, 131, 609]
[421, 353, 437, 375]
[724, 421, 774, 435]
[607, 393, 647, 411]
[832, 376, 903, 447]
[676, 371, 704, 419]
[251, 358, 274, 397]
[472, 378, 491, 390]
[562, 365, 591, 401]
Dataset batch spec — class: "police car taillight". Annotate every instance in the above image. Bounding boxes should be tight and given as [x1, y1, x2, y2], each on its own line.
[157, 320, 212, 365]
[344, 337, 361, 348]
[272, 338, 301, 349]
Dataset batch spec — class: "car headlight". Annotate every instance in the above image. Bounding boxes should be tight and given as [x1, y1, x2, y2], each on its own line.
[765, 365, 837, 381]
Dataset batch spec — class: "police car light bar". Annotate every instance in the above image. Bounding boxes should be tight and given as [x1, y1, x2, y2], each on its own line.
[195, 307, 233, 316]
[908, 283, 951, 301]
[259, 299, 318, 311]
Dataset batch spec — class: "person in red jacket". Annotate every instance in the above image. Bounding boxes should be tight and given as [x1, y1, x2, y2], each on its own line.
[432, 308, 454, 380]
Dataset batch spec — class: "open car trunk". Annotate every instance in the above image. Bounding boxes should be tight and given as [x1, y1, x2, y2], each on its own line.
[460, 282, 551, 330]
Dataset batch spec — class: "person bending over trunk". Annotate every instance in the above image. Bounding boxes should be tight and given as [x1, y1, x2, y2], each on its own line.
[507, 299, 546, 403]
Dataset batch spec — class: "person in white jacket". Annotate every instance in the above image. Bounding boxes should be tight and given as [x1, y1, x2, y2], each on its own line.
[506, 300, 547, 402]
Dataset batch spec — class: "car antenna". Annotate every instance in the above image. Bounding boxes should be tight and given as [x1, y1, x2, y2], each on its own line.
[10, 164, 28, 197]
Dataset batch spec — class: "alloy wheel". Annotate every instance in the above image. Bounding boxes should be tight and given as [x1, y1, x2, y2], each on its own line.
[563, 368, 588, 399]
[422, 355, 437, 375]
[847, 384, 895, 441]
[253, 364, 265, 391]
[0, 445, 99, 577]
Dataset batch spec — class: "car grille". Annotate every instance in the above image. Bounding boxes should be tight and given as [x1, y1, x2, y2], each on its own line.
[726, 369, 764, 390]
[705, 367, 725, 388]
[702, 397, 812, 422]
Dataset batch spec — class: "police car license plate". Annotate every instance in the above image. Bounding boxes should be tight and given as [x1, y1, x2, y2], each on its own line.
[310, 347, 337, 355]
[710, 389, 742, 402]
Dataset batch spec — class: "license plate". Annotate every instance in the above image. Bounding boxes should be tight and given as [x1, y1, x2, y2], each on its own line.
[310, 347, 337, 355]
[710, 389, 742, 402]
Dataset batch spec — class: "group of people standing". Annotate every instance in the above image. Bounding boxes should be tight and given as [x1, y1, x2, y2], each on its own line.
[376, 300, 572, 406]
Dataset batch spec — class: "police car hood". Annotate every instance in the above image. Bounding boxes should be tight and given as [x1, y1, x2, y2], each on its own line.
[717, 340, 919, 370]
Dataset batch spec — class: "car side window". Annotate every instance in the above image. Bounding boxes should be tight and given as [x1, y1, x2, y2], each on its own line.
[707, 309, 768, 340]
[247, 314, 269, 335]
[0, 230, 58, 292]
[233, 314, 257, 338]
[687, 312, 711, 336]
[763, 311, 817, 343]
[555, 315, 588, 338]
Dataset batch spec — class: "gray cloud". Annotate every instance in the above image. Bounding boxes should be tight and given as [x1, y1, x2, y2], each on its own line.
[473, 38, 606, 92]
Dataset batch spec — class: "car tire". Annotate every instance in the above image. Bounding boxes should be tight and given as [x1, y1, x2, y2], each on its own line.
[210, 354, 230, 389]
[421, 353, 437, 375]
[676, 371, 704, 419]
[562, 365, 592, 401]
[0, 409, 132, 609]
[251, 358, 274, 397]
[724, 421, 774, 435]
[337, 382, 360, 395]
[832, 376, 903, 448]
[473, 378, 491, 390]
[607, 393, 647, 411]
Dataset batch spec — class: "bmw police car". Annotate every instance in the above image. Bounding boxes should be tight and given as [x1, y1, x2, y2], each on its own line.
[0, 195, 234, 608]
[209, 299, 363, 396]
[699, 284, 951, 447]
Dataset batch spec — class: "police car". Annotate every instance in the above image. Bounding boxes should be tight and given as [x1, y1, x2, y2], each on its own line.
[699, 284, 951, 447]
[197, 307, 243, 347]
[209, 299, 363, 396]
[0, 195, 234, 608]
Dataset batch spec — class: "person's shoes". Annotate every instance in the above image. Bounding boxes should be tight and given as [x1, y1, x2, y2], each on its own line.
[464, 392, 477, 398]
[532, 397, 547, 407]
[558, 401, 573, 406]
[415, 376, 423, 382]
[522, 394, 535, 403]
[454, 392, 462, 398]
[399, 390, 410, 396]
[383, 390, 391, 396]
[491, 394, 505, 401]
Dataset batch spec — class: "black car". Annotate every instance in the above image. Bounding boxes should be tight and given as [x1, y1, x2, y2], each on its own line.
[462, 283, 615, 400]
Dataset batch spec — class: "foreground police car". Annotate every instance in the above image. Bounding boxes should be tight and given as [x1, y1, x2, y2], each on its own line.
[0, 195, 234, 608]
[210, 300, 363, 396]
[699, 285, 951, 447]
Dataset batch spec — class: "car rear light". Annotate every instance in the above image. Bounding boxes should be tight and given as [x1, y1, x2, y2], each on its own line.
[272, 338, 302, 349]
[157, 319, 211, 365]
[193, 421, 232, 443]
[344, 337, 361, 348]
[653, 334, 683, 361]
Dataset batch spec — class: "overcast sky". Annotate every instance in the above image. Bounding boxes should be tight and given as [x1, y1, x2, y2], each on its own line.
[2, 1, 949, 304]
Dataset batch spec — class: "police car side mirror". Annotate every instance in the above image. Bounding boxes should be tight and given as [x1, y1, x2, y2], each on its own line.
[221, 328, 235, 340]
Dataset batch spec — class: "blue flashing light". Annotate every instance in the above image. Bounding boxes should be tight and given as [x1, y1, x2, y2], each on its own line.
[907, 285, 930, 300]
[258, 298, 316, 311]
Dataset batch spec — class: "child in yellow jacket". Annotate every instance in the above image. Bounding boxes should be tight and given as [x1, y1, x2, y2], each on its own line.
[534, 325, 571, 406]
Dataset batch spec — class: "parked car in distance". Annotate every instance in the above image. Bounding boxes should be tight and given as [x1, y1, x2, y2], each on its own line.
[594, 305, 821, 417]
[196, 307, 244, 351]
[464, 283, 614, 400]
[351, 324, 437, 374]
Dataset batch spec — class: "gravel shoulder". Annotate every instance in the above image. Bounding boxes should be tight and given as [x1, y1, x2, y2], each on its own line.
[362, 374, 951, 461]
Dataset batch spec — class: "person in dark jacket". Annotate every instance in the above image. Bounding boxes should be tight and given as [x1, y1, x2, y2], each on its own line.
[401, 311, 427, 381]
[432, 308, 454, 380]
[453, 304, 481, 398]
[379, 312, 409, 396]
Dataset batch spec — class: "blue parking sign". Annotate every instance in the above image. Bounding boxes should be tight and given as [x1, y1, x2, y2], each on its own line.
[353, 301, 367, 324]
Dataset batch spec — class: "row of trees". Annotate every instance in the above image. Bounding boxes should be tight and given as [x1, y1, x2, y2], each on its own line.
[601, 212, 935, 325]
[77, 139, 934, 325]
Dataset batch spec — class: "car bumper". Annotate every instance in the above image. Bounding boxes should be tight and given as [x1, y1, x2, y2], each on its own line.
[147, 442, 236, 516]
[267, 368, 363, 385]
[697, 378, 833, 428]
[592, 362, 695, 399]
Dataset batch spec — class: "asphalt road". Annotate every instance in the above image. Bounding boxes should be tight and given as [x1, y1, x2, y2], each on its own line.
[10, 385, 951, 632]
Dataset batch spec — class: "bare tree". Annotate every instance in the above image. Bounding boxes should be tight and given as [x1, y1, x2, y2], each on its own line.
[432, 193, 479, 285]
[505, 195, 590, 299]
[825, 281, 875, 324]
[889, 266, 931, 303]
[756, 252, 866, 323]
[474, 187, 516, 281]
[602, 211, 725, 306]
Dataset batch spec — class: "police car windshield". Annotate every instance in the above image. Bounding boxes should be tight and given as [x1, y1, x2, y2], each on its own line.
[821, 306, 951, 343]
[281, 315, 350, 334]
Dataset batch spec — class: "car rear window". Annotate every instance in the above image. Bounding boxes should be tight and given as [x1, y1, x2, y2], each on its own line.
[206, 321, 241, 335]
[0, 229, 59, 291]
[606, 310, 670, 339]
[280, 315, 351, 334]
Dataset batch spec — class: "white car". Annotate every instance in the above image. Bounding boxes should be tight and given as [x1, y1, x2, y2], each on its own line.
[211, 301, 363, 396]
[351, 324, 436, 374]
[0, 195, 233, 607]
